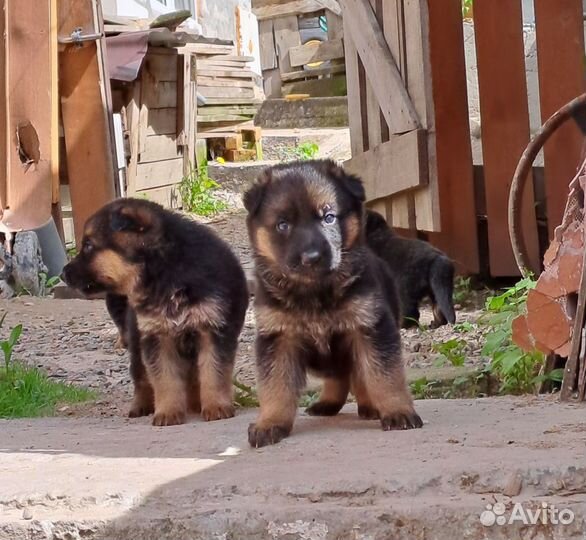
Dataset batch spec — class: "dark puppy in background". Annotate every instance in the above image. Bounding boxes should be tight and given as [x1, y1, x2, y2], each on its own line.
[365, 209, 456, 328]
[62, 198, 248, 426]
[244, 160, 422, 447]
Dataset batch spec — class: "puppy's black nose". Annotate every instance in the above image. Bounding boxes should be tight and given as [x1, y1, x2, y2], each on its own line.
[301, 249, 321, 267]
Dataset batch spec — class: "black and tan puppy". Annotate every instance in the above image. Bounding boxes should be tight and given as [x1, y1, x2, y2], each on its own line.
[62, 198, 248, 426]
[244, 160, 422, 447]
[365, 210, 456, 329]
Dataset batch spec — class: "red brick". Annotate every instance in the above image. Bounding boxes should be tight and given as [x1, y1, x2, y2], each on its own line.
[526, 289, 572, 353]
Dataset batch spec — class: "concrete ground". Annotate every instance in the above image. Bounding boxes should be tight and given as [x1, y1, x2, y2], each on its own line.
[1, 396, 585, 539]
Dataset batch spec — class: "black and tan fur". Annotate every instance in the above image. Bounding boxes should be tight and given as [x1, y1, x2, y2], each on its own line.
[244, 160, 422, 447]
[62, 198, 248, 426]
[365, 210, 456, 328]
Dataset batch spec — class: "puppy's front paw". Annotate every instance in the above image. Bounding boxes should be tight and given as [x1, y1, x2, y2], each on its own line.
[128, 402, 154, 418]
[305, 401, 344, 416]
[380, 410, 423, 430]
[152, 408, 186, 426]
[201, 403, 235, 421]
[248, 423, 291, 448]
[357, 404, 379, 420]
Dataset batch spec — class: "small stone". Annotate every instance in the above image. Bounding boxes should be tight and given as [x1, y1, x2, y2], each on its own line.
[503, 472, 523, 497]
[22, 507, 33, 520]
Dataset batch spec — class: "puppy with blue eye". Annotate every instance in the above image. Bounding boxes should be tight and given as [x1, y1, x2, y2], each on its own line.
[244, 160, 423, 447]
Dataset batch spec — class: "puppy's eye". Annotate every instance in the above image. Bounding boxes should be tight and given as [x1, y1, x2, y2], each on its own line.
[276, 220, 290, 233]
[323, 212, 337, 225]
[82, 240, 93, 254]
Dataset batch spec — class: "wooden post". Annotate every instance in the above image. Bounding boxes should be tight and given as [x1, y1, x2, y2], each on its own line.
[473, 0, 540, 276]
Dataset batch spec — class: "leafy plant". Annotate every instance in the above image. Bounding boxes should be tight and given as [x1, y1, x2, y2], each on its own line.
[433, 338, 467, 367]
[233, 379, 259, 407]
[453, 276, 472, 305]
[480, 277, 550, 394]
[454, 321, 475, 333]
[0, 314, 95, 418]
[410, 377, 440, 399]
[290, 142, 320, 161]
[462, 0, 473, 18]
[39, 272, 62, 296]
[179, 161, 227, 217]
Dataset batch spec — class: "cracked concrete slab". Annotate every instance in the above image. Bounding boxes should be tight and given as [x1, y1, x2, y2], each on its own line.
[1, 396, 585, 539]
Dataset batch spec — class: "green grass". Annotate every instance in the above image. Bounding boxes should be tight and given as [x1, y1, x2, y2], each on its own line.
[0, 316, 95, 418]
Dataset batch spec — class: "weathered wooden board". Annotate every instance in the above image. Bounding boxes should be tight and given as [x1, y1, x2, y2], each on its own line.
[281, 63, 345, 82]
[0, 0, 54, 231]
[345, 130, 427, 201]
[197, 76, 255, 88]
[196, 68, 257, 79]
[253, 0, 338, 20]
[198, 86, 255, 99]
[342, 17, 363, 156]
[141, 135, 181, 163]
[59, 0, 116, 245]
[425, 0, 478, 273]
[474, 0, 540, 276]
[135, 158, 184, 190]
[289, 38, 344, 67]
[136, 184, 181, 208]
[142, 81, 177, 109]
[259, 19, 277, 70]
[534, 0, 586, 236]
[274, 15, 301, 77]
[340, 0, 419, 135]
[145, 108, 178, 136]
[143, 52, 179, 82]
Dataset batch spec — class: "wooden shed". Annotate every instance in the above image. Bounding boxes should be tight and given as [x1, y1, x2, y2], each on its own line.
[341, 0, 586, 277]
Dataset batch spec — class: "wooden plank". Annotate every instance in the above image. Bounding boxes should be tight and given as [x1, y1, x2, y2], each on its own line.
[424, 0, 478, 271]
[135, 158, 185, 190]
[262, 67, 282, 97]
[197, 76, 255, 88]
[196, 68, 258, 79]
[534, 0, 586, 236]
[143, 52, 178, 82]
[202, 97, 263, 105]
[142, 81, 177, 109]
[59, 0, 116, 245]
[342, 17, 363, 155]
[259, 19, 277, 70]
[282, 74, 346, 97]
[145, 108, 177, 136]
[181, 43, 234, 56]
[289, 38, 344, 67]
[125, 81, 142, 195]
[208, 55, 255, 63]
[50, 0, 59, 205]
[326, 11, 343, 40]
[141, 135, 181, 163]
[253, 0, 329, 20]
[199, 86, 255, 99]
[198, 59, 252, 69]
[340, 0, 419, 134]
[274, 15, 301, 77]
[281, 63, 345, 82]
[344, 130, 427, 201]
[0, 0, 54, 231]
[474, 0, 540, 276]
[136, 184, 181, 208]
[198, 105, 259, 116]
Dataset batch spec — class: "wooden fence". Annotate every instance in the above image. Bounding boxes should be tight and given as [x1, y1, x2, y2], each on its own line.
[341, 0, 586, 277]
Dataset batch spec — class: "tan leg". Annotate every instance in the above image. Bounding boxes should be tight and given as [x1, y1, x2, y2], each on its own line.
[187, 365, 201, 413]
[198, 331, 235, 421]
[350, 373, 378, 420]
[350, 331, 422, 430]
[142, 335, 188, 426]
[305, 377, 349, 416]
[248, 334, 306, 447]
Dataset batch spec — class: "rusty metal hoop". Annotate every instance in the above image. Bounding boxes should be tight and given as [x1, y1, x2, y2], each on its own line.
[508, 93, 586, 276]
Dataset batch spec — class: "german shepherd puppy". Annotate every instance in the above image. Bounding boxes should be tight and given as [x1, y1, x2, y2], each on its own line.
[62, 198, 248, 426]
[244, 160, 422, 447]
[365, 210, 456, 328]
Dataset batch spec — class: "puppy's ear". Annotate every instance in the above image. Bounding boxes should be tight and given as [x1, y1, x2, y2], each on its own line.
[243, 170, 272, 216]
[111, 204, 153, 233]
[323, 160, 365, 202]
[365, 209, 387, 235]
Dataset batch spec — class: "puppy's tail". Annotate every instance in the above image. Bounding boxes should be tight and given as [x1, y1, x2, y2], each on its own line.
[430, 256, 456, 324]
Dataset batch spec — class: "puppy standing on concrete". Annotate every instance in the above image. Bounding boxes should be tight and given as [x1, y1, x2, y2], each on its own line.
[244, 160, 422, 447]
[62, 198, 248, 426]
[365, 210, 456, 329]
